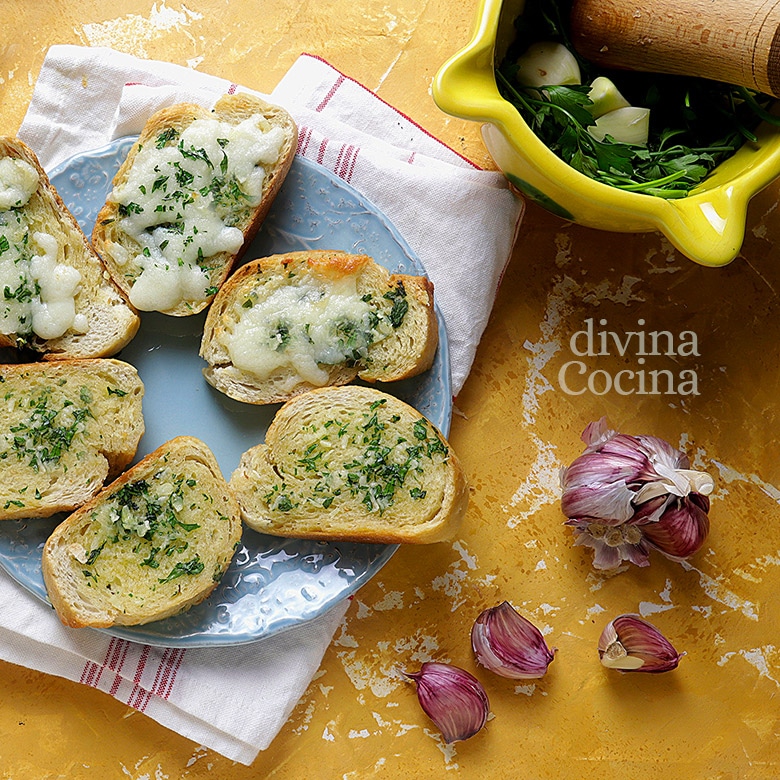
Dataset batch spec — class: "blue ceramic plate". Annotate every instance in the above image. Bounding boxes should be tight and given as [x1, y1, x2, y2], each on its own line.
[0, 138, 451, 647]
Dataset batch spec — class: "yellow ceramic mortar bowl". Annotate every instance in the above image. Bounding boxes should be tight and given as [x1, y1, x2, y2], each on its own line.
[433, 0, 780, 266]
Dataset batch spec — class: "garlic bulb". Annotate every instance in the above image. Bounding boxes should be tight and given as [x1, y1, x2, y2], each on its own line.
[404, 662, 489, 743]
[471, 601, 556, 679]
[598, 614, 685, 673]
[561, 417, 714, 570]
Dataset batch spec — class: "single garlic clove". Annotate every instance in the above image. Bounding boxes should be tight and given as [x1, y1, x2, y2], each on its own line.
[515, 41, 582, 88]
[471, 601, 556, 679]
[642, 493, 710, 560]
[588, 106, 651, 145]
[681, 469, 715, 496]
[586, 76, 630, 118]
[598, 614, 685, 673]
[404, 662, 489, 743]
[561, 432, 656, 523]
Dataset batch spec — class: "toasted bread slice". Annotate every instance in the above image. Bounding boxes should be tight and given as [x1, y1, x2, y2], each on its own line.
[0, 137, 140, 357]
[91, 94, 298, 316]
[0, 359, 144, 520]
[199, 250, 438, 405]
[228, 386, 468, 544]
[42, 436, 242, 628]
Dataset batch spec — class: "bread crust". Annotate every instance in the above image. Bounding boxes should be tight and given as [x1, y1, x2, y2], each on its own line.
[91, 94, 298, 316]
[0, 137, 140, 358]
[42, 436, 242, 628]
[200, 250, 439, 404]
[0, 358, 145, 520]
[228, 386, 468, 544]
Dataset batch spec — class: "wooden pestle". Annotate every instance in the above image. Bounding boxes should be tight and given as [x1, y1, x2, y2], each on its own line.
[569, 0, 780, 97]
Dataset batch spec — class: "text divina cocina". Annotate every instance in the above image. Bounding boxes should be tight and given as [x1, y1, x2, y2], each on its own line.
[558, 318, 700, 396]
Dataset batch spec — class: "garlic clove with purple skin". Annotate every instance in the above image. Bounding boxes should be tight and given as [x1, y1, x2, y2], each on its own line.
[404, 662, 489, 743]
[471, 601, 556, 679]
[560, 437, 650, 523]
[561, 417, 676, 522]
[641, 493, 710, 560]
[598, 614, 685, 673]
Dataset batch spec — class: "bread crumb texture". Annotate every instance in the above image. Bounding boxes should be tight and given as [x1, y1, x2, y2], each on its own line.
[200, 250, 438, 405]
[92, 94, 297, 316]
[229, 386, 468, 544]
[42, 436, 241, 628]
[0, 359, 144, 520]
[0, 137, 140, 358]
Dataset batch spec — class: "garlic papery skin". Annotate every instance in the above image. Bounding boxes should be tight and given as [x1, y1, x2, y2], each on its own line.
[471, 601, 556, 679]
[598, 614, 685, 673]
[404, 662, 489, 743]
[561, 417, 714, 569]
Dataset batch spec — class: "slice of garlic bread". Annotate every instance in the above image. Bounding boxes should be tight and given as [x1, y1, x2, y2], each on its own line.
[0, 137, 140, 357]
[42, 436, 242, 628]
[0, 359, 144, 520]
[91, 93, 298, 316]
[228, 386, 468, 544]
[200, 250, 438, 405]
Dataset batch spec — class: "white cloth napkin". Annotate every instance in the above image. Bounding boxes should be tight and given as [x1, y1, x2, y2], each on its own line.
[4, 45, 524, 765]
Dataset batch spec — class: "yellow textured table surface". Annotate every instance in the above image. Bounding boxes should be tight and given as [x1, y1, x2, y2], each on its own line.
[1, 1, 780, 778]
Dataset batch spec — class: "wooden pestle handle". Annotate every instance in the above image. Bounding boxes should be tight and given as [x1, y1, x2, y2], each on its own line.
[570, 0, 780, 97]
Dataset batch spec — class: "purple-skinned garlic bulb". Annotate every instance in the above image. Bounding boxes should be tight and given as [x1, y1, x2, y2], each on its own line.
[471, 601, 556, 679]
[561, 417, 714, 570]
[598, 614, 685, 673]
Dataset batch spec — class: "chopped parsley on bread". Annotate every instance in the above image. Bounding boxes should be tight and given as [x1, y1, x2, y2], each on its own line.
[228, 386, 468, 544]
[0, 137, 140, 357]
[91, 93, 298, 316]
[42, 436, 242, 628]
[199, 250, 438, 404]
[0, 359, 145, 520]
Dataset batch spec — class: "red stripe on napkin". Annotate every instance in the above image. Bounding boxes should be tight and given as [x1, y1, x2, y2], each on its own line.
[334, 143, 359, 182]
[296, 129, 361, 183]
[127, 649, 152, 710]
[108, 641, 131, 695]
[301, 52, 481, 170]
[80, 662, 99, 686]
[297, 126, 312, 156]
[150, 647, 185, 700]
[316, 138, 330, 166]
[125, 644, 152, 709]
[125, 647, 186, 712]
[80, 637, 128, 688]
[315, 75, 345, 112]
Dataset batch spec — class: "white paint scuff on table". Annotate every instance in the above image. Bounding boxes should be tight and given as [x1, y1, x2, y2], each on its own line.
[505, 432, 563, 529]
[718, 646, 779, 686]
[80, 2, 203, 56]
